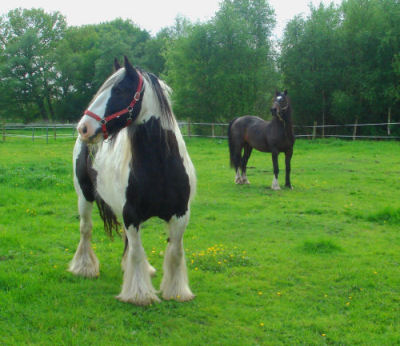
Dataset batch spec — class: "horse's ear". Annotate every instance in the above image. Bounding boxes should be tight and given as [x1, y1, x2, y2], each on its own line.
[124, 56, 136, 78]
[284, 90, 288, 95]
[114, 58, 121, 71]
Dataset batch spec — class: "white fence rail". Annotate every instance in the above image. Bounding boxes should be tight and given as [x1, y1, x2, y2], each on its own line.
[1, 121, 400, 142]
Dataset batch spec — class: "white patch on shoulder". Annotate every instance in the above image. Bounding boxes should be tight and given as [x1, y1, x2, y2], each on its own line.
[92, 129, 132, 217]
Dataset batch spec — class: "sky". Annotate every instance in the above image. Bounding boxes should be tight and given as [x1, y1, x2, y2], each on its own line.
[1, 0, 341, 39]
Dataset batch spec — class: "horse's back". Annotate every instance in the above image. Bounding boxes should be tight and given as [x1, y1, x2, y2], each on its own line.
[230, 115, 271, 152]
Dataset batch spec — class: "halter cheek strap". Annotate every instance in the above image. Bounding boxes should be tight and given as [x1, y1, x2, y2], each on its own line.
[83, 71, 144, 139]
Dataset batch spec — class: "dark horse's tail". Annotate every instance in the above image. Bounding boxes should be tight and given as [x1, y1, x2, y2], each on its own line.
[228, 118, 239, 169]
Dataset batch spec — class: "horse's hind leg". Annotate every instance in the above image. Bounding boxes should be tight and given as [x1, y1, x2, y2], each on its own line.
[240, 144, 252, 184]
[117, 225, 160, 306]
[271, 152, 281, 190]
[161, 213, 194, 302]
[69, 196, 99, 277]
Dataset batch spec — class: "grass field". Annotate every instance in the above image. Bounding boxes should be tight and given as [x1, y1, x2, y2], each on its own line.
[1, 137, 399, 345]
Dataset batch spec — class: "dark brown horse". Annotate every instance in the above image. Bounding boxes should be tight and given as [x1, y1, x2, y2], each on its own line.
[228, 90, 295, 190]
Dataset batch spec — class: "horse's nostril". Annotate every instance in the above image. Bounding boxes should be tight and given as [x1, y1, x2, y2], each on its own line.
[82, 126, 87, 134]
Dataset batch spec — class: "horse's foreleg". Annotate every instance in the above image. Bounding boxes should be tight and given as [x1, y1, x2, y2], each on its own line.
[161, 213, 194, 302]
[69, 196, 99, 277]
[271, 152, 281, 190]
[117, 225, 160, 306]
[121, 233, 156, 277]
[285, 149, 293, 189]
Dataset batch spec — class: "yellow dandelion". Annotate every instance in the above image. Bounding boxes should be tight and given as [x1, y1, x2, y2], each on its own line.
[277, 292, 281, 296]
[195, 267, 198, 271]
[260, 322, 264, 327]
[258, 291, 263, 296]
[322, 333, 326, 337]
[346, 302, 350, 306]
[218, 261, 222, 265]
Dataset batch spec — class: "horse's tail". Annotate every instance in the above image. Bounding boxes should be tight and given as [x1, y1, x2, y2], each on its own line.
[228, 118, 239, 169]
[95, 196, 121, 239]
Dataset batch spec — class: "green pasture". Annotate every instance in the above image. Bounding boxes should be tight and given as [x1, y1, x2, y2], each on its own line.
[0, 137, 399, 345]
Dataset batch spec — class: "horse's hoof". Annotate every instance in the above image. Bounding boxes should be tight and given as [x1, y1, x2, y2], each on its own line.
[116, 292, 160, 306]
[162, 288, 195, 302]
[235, 178, 243, 184]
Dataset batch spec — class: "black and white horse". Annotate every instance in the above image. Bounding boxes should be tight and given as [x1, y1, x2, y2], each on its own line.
[228, 91, 295, 189]
[69, 57, 196, 306]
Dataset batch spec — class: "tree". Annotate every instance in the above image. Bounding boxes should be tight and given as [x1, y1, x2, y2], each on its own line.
[280, 4, 342, 127]
[0, 8, 66, 121]
[165, 0, 277, 123]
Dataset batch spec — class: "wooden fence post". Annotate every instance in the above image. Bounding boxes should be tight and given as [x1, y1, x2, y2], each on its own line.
[187, 119, 191, 138]
[387, 107, 391, 136]
[46, 126, 49, 144]
[32, 127, 35, 142]
[2, 122, 5, 142]
[352, 118, 358, 141]
[312, 121, 317, 140]
[211, 123, 215, 138]
[54, 126, 57, 141]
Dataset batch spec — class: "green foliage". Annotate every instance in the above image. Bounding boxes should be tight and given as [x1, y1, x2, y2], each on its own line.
[281, 0, 400, 127]
[0, 8, 67, 121]
[0, 0, 399, 128]
[165, 0, 277, 122]
[1, 138, 400, 344]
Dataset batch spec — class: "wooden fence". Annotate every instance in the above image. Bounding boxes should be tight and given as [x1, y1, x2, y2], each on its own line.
[2, 121, 400, 142]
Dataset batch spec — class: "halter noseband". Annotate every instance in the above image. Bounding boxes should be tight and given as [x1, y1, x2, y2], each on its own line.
[83, 71, 144, 139]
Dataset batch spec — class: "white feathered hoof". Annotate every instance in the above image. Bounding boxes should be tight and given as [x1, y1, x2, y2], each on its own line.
[116, 291, 160, 306]
[235, 176, 243, 184]
[161, 285, 195, 302]
[68, 249, 99, 278]
[271, 177, 281, 190]
[241, 177, 250, 184]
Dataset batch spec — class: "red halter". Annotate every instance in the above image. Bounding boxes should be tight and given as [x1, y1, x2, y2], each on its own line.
[83, 71, 144, 139]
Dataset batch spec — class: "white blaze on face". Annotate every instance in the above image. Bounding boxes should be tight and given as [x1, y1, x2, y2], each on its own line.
[77, 68, 126, 141]
[78, 87, 112, 136]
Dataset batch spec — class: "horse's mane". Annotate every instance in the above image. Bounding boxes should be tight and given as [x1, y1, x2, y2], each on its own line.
[140, 69, 174, 127]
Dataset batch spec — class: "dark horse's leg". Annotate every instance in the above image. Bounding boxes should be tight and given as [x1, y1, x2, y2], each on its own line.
[240, 144, 252, 184]
[271, 151, 280, 190]
[233, 145, 243, 184]
[285, 148, 293, 189]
